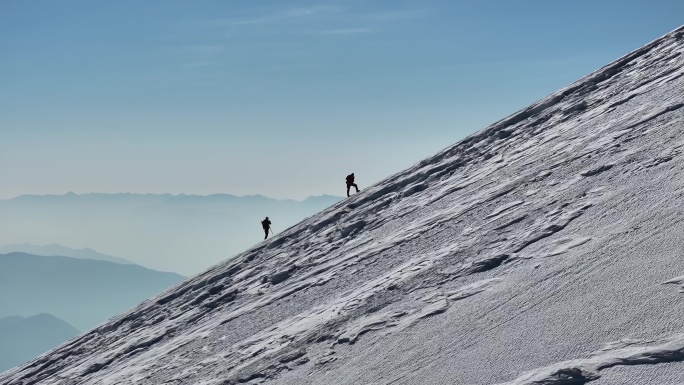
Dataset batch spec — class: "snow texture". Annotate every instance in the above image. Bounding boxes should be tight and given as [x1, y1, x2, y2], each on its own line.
[2, 26, 684, 385]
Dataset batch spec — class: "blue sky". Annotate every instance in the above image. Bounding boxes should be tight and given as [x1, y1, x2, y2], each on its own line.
[2, 0, 683, 200]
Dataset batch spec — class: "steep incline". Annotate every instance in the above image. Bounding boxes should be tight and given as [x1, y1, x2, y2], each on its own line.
[3, 26, 684, 385]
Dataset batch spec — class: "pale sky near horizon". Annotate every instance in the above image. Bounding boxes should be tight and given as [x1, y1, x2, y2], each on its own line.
[2, 1, 683, 200]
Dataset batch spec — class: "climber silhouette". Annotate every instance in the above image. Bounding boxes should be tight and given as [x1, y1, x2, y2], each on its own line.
[346, 173, 360, 197]
[261, 217, 271, 240]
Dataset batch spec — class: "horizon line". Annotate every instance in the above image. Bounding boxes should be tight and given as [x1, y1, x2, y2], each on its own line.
[1, 191, 344, 202]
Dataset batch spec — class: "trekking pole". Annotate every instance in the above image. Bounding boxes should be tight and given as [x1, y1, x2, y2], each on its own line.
[270, 228, 274, 235]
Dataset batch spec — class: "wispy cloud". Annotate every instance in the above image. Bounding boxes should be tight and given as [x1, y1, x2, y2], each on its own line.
[173, 45, 223, 55]
[364, 9, 433, 22]
[184, 61, 218, 68]
[316, 28, 373, 35]
[182, 5, 433, 46]
[189, 5, 432, 37]
[208, 5, 341, 27]
[161, 45, 224, 69]
[190, 4, 433, 31]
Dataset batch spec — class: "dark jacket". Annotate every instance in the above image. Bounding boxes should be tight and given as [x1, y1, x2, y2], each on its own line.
[261, 219, 271, 229]
[346, 174, 354, 184]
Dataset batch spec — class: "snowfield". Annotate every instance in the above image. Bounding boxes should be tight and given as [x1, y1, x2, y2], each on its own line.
[3, 26, 684, 385]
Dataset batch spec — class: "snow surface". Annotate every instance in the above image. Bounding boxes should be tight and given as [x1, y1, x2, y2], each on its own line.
[3, 26, 684, 385]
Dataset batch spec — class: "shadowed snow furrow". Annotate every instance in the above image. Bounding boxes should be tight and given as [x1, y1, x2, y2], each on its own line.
[498, 333, 684, 385]
[663, 275, 684, 293]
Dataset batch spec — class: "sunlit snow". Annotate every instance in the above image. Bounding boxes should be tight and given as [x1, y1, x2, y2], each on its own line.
[2, 26, 684, 385]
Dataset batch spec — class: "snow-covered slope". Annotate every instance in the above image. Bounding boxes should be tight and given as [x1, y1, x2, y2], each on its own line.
[3, 26, 684, 385]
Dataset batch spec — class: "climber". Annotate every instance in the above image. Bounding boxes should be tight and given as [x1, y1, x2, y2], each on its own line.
[261, 217, 271, 240]
[346, 173, 360, 197]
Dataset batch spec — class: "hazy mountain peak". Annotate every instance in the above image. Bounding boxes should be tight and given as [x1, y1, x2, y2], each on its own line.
[0, 252, 185, 331]
[0, 244, 132, 265]
[0, 313, 79, 373]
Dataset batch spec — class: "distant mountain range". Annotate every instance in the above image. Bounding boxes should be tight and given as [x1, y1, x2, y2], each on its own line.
[0, 193, 342, 274]
[0, 314, 79, 373]
[0, 243, 132, 265]
[0, 252, 185, 331]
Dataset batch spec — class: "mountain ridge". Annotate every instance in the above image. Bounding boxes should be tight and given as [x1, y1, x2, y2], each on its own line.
[0, 314, 79, 373]
[0, 252, 185, 331]
[0, 244, 132, 265]
[2, 192, 342, 203]
[0, 192, 343, 274]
